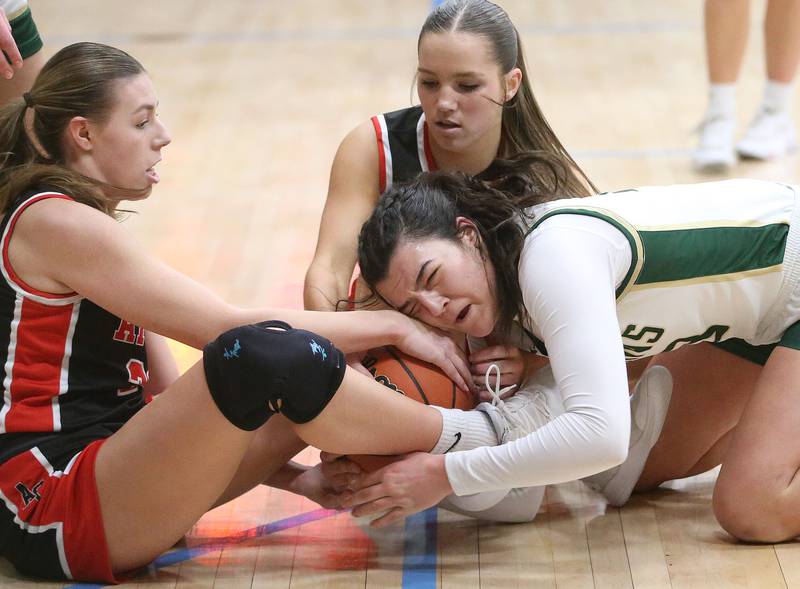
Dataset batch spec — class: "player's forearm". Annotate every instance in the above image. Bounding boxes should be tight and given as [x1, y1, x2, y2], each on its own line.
[264, 461, 310, 491]
[228, 307, 408, 355]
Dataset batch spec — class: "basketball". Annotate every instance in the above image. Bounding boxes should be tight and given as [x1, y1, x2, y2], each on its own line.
[348, 346, 475, 472]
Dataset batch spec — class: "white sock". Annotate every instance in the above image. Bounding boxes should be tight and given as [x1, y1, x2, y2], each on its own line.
[707, 83, 737, 118]
[430, 406, 499, 454]
[762, 79, 794, 114]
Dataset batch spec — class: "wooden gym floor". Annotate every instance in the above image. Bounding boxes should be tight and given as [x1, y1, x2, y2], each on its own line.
[4, 0, 800, 587]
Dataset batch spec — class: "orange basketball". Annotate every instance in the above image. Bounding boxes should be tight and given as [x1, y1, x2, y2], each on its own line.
[349, 346, 475, 471]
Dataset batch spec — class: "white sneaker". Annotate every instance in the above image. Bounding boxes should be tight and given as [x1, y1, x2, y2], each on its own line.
[692, 113, 736, 172]
[582, 365, 673, 507]
[476, 364, 560, 444]
[736, 108, 798, 160]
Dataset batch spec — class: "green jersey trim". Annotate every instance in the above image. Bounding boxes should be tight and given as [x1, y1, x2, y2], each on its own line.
[527, 207, 789, 297]
[527, 206, 644, 300]
[629, 264, 783, 292]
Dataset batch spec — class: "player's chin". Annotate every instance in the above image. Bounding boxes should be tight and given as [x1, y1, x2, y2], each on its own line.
[468, 318, 495, 339]
[126, 184, 153, 201]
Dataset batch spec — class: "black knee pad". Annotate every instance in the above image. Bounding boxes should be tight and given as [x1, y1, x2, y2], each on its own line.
[203, 320, 346, 430]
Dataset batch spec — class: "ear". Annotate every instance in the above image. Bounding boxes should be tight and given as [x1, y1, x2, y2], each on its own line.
[64, 116, 93, 153]
[504, 67, 522, 102]
[456, 216, 480, 247]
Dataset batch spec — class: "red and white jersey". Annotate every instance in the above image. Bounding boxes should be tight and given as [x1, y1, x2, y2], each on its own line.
[370, 106, 437, 194]
[0, 190, 147, 462]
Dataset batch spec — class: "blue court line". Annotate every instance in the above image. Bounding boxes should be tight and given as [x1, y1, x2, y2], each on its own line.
[401, 507, 438, 589]
[64, 507, 340, 589]
[65, 506, 441, 588]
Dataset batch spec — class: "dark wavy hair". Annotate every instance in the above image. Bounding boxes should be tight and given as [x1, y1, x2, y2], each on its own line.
[358, 151, 569, 335]
[419, 0, 597, 196]
[0, 42, 147, 217]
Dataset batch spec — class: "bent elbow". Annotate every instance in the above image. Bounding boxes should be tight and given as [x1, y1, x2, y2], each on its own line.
[595, 427, 629, 471]
[303, 260, 327, 291]
[608, 440, 629, 469]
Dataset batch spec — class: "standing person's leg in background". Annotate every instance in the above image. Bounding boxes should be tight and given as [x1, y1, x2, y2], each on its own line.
[736, 0, 800, 159]
[693, 0, 749, 171]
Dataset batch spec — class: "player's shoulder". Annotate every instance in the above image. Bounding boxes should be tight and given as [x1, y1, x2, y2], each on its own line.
[13, 193, 119, 256]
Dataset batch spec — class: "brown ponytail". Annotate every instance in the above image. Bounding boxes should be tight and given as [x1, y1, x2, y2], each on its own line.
[0, 42, 147, 217]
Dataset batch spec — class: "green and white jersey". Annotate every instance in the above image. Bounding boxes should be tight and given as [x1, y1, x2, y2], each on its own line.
[444, 179, 800, 497]
[523, 179, 798, 358]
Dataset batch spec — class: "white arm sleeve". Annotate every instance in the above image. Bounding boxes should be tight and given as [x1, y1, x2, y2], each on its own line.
[438, 486, 545, 523]
[445, 215, 633, 494]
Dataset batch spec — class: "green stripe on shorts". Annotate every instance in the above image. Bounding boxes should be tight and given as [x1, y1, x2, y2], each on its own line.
[9, 7, 43, 60]
[714, 338, 777, 366]
[778, 321, 800, 352]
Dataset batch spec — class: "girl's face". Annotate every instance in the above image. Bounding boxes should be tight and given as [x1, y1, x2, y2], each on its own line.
[65, 73, 171, 198]
[417, 31, 520, 155]
[375, 224, 499, 338]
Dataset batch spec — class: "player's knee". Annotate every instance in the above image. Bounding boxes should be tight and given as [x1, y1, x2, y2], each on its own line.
[203, 320, 346, 430]
[713, 479, 795, 543]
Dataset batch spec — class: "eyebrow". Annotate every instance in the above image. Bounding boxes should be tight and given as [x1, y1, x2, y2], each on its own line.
[131, 103, 157, 116]
[417, 67, 483, 78]
[398, 259, 433, 313]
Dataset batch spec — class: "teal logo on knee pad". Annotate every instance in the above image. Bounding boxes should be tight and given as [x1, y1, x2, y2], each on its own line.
[309, 339, 328, 361]
[223, 339, 241, 359]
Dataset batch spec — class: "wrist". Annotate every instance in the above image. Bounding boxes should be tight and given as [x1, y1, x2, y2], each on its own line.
[430, 454, 453, 496]
[273, 462, 310, 493]
[381, 310, 408, 347]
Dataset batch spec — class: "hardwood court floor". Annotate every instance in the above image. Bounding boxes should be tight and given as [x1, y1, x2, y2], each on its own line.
[6, 0, 800, 587]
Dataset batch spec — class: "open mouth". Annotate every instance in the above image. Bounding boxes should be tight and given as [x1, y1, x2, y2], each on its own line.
[456, 304, 470, 323]
[436, 120, 460, 130]
[145, 162, 161, 183]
